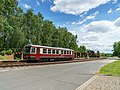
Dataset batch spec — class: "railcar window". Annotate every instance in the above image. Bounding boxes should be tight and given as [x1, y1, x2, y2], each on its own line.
[40, 48, 43, 54]
[64, 51, 66, 54]
[52, 50, 55, 54]
[68, 51, 70, 54]
[56, 50, 59, 54]
[65, 51, 67, 54]
[43, 48, 47, 54]
[48, 49, 51, 54]
[31, 47, 36, 53]
[61, 50, 63, 54]
[67, 51, 69, 54]
[59, 50, 61, 54]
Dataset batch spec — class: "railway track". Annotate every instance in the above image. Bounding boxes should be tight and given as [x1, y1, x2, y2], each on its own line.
[0, 58, 105, 68]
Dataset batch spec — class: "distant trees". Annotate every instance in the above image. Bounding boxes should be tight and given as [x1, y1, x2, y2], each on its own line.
[113, 41, 120, 57]
[87, 50, 96, 57]
[0, 0, 78, 52]
[77, 45, 87, 53]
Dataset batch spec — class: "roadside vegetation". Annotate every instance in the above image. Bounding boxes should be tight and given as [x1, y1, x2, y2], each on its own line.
[0, 49, 13, 60]
[0, 55, 12, 60]
[113, 41, 120, 58]
[99, 60, 120, 76]
[100, 53, 113, 58]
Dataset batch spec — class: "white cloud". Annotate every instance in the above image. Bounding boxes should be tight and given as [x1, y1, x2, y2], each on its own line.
[86, 11, 99, 20]
[72, 11, 99, 25]
[82, 20, 114, 33]
[107, 7, 120, 13]
[42, 0, 51, 3]
[115, 7, 120, 11]
[23, 4, 31, 9]
[18, 0, 21, 2]
[80, 12, 87, 18]
[108, 9, 112, 13]
[78, 17, 120, 53]
[51, 0, 110, 15]
[36, 0, 40, 5]
[42, 0, 45, 3]
[77, 20, 86, 25]
[112, 0, 117, 4]
[69, 31, 77, 36]
[114, 17, 120, 26]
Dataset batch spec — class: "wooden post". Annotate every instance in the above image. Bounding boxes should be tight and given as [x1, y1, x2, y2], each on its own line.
[87, 52, 89, 59]
[21, 53, 23, 60]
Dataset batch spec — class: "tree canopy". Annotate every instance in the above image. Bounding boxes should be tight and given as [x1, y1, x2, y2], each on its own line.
[0, 0, 78, 52]
[77, 45, 87, 53]
[113, 41, 120, 57]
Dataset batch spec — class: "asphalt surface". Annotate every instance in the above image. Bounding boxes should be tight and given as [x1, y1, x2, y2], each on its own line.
[0, 59, 116, 90]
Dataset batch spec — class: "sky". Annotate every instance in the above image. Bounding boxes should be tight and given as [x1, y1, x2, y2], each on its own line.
[18, 0, 120, 53]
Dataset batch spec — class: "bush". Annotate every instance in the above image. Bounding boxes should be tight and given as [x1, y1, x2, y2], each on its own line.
[0, 55, 5, 60]
[6, 49, 13, 55]
[0, 50, 6, 56]
[118, 55, 120, 58]
[15, 57, 20, 60]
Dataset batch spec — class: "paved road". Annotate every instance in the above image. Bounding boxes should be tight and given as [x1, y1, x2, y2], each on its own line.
[0, 59, 115, 90]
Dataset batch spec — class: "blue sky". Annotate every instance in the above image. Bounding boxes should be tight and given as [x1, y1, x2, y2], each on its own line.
[18, 0, 120, 53]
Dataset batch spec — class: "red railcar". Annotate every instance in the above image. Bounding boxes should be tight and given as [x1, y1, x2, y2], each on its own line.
[23, 44, 74, 61]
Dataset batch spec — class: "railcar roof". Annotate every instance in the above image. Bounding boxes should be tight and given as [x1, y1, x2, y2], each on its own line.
[25, 44, 74, 51]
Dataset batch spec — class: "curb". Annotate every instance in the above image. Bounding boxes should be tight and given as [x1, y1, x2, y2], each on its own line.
[75, 75, 98, 90]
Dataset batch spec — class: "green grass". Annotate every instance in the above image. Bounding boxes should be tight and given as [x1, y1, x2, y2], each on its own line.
[0, 55, 11, 60]
[0, 55, 6, 60]
[99, 60, 120, 76]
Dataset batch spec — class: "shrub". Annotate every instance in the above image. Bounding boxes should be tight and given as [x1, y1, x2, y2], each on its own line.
[0, 55, 5, 60]
[0, 50, 6, 56]
[6, 49, 13, 55]
[15, 57, 20, 60]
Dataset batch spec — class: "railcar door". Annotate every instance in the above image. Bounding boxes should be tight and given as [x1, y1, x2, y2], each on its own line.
[36, 47, 40, 60]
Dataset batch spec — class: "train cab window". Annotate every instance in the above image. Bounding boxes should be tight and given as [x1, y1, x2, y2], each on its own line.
[56, 50, 59, 54]
[52, 50, 55, 54]
[43, 48, 47, 54]
[48, 49, 51, 54]
[31, 47, 36, 54]
[24, 46, 31, 54]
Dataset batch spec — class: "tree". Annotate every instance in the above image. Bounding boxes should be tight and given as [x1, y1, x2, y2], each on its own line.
[78, 45, 87, 53]
[69, 35, 78, 50]
[0, 0, 18, 50]
[0, 0, 79, 53]
[87, 50, 95, 57]
[34, 12, 43, 45]
[42, 20, 55, 46]
[113, 41, 120, 57]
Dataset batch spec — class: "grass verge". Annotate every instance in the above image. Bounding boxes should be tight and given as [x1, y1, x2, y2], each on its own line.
[0, 55, 11, 60]
[99, 60, 120, 76]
